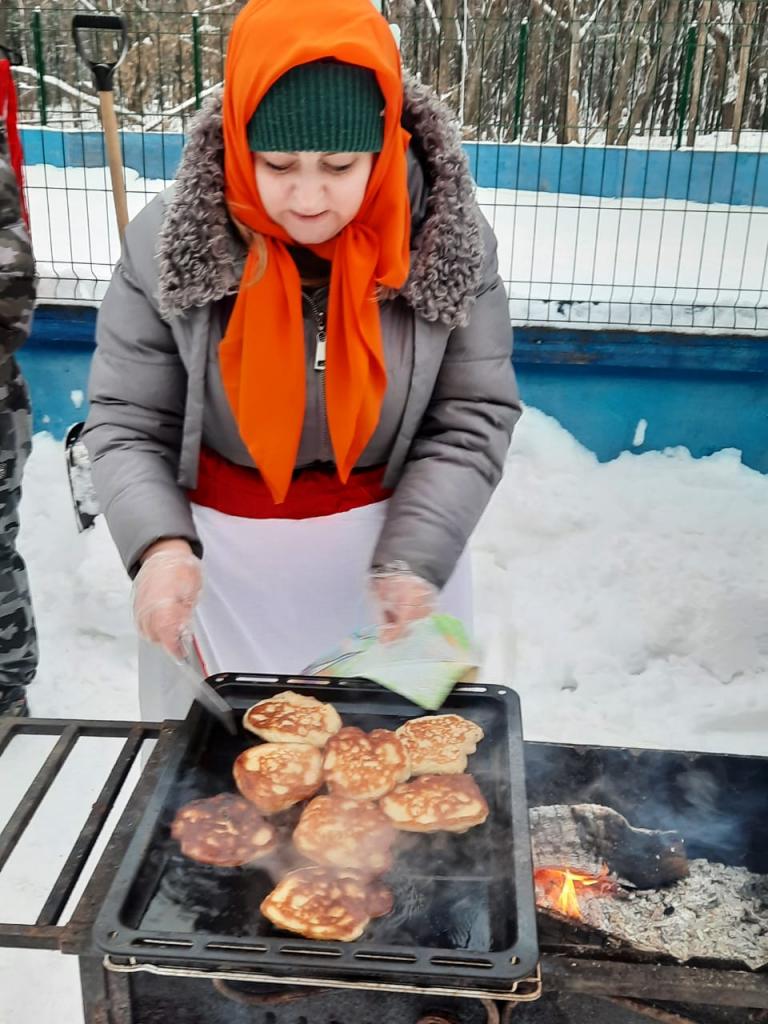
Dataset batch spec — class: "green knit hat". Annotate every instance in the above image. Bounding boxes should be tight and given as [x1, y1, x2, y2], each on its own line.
[247, 60, 385, 154]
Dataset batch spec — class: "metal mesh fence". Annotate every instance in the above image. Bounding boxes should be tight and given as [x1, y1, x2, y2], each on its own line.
[2, 0, 767, 332]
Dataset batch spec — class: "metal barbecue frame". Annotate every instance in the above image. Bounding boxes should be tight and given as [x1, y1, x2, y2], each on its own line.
[0, 716, 167, 953]
[1, 715, 768, 1015]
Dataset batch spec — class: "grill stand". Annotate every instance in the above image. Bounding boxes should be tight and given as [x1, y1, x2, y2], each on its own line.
[102, 955, 543, 1002]
[1, 717, 767, 1022]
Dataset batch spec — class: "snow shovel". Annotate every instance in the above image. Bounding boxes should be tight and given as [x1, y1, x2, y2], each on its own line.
[65, 421, 100, 533]
[72, 13, 129, 238]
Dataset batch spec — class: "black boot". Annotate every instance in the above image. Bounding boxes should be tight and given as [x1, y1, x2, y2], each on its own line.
[0, 685, 29, 717]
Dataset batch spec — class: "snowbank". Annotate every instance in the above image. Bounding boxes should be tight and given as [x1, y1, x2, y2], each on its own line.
[17, 409, 767, 753]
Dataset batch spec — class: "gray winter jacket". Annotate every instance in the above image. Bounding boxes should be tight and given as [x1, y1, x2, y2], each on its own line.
[83, 79, 521, 588]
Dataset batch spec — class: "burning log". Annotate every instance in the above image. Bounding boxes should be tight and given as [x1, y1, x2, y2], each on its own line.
[530, 804, 768, 971]
[559, 859, 768, 970]
[529, 803, 689, 889]
[535, 864, 621, 919]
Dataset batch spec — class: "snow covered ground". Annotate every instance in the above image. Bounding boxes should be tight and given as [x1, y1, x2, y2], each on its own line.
[14, 408, 767, 751]
[2, 408, 767, 1022]
[24, 164, 768, 332]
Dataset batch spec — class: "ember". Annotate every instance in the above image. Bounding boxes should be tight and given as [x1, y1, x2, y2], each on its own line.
[535, 864, 618, 919]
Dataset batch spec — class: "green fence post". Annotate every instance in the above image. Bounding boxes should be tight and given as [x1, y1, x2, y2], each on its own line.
[676, 22, 697, 149]
[512, 17, 529, 141]
[192, 12, 203, 110]
[32, 8, 47, 127]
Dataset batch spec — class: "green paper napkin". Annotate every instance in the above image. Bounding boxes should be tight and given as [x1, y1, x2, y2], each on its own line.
[302, 614, 478, 710]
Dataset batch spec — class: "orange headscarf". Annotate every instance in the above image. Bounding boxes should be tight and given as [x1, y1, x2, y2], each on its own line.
[220, 0, 411, 503]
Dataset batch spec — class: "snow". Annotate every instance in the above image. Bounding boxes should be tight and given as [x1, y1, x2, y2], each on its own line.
[632, 418, 648, 447]
[2, 411, 767, 1023]
[11, 414, 764, 754]
[560, 130, 768, 152]
[13, 435, 138, 721]
[26, 164, 170, 304]
[472, 410, 767, 751]
[25, 164, 768, 331]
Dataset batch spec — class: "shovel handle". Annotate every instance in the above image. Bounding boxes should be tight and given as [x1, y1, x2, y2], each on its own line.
[99, 90, 129, 238]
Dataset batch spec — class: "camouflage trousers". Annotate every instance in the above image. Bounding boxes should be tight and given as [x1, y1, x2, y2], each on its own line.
[0, 358, 38, 690]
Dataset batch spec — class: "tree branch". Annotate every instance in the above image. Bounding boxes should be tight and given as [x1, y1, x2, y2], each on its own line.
[12, 65, 142, 119]
[531, 0, 569, 33]
[421, 0, 441, 36]
[200, 0, 242, 12]
[580, 0, 610, 40]
[142, 81, 223, 130]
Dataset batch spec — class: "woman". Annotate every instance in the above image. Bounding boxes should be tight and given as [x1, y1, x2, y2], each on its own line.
[83, 0, 521, 720]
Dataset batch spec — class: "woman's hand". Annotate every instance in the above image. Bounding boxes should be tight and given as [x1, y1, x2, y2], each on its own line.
[370, 566, 437, 642]
[133, 539, 203, 659]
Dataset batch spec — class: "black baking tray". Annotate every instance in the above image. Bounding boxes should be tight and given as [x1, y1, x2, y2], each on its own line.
[93, 674, 538, 994]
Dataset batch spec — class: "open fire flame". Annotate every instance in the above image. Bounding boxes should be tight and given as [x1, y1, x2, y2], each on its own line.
[534, 864, 618, 919]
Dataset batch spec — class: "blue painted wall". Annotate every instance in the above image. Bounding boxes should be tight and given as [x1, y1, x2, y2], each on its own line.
[21, 129, 768, 207]
[519, 364, 768, 473]
[17, 308, 768, 474]
[21, 129, 185, 184]
[463, 143, 768, 206]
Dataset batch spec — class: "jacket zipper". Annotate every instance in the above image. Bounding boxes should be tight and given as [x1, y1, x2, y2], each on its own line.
[304, 290, 330, 460]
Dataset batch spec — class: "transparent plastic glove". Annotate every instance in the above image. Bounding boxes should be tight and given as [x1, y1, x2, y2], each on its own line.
[132, 545, 203, 659]
[370, 563, 438, 643]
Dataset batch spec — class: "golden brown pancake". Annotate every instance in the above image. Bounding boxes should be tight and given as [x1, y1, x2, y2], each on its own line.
[243, 690, 342, 747]
[233, 742, 323, 814]
[260, 867, 393, 941]
[293, 794, 397, 875]
[380, 774, 489, 833]
[396, 714, 484, 775]
[170, 793, 277, 867]
[322, 727, 410, 801]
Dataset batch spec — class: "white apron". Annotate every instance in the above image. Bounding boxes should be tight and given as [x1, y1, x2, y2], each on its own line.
[139, 498, 473, 722]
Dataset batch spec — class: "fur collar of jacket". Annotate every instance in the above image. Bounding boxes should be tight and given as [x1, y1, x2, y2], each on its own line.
[157, 77, 484, 328]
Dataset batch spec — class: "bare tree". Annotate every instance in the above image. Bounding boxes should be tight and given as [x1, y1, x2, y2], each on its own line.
[616, 0, 682, 145]
[732, 0, 757, 143]
[686, 0, 712, 146]
[7, 0, 766, 147]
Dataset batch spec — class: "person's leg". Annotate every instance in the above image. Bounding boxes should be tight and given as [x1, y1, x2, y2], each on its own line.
[0, 362, 38, 716]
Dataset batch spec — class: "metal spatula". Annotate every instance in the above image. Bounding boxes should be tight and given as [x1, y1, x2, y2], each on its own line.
[177, 635, 237, 735]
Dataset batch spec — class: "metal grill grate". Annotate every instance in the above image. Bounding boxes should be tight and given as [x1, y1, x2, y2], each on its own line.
[0, 716, 162, 951]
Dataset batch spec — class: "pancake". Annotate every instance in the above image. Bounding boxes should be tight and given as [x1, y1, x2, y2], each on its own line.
[261, 867, 393, 941]
[396, 714, 484, 775]
[243, 690, 342, 747]
[293, 795, 397, 875]
[233, 742, 323, 814]
[380, 774, 489, 833]
[322, 727, 410, 801]
[170, 793, 277, 867]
